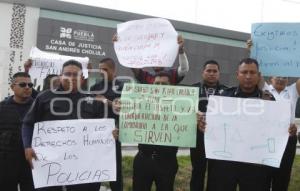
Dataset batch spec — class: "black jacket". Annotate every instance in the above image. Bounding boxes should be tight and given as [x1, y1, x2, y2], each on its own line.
[0, 96, 33, 154]
[221, 86, 275, 100]
[193, 82, 227, 112]
[22, 86, 106, 148]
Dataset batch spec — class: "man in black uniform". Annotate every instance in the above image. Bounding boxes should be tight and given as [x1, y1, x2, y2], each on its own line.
[22, 60, 107, 191]
[198, 58, 297, 191]
[90, 57, 123, 191]
[190, 60, 227, 191]
[132, 72, 178, 191]
[0, 72, 35, 191]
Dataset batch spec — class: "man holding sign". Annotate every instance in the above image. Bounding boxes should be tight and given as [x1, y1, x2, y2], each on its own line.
[131, 72, 179, 191]
[22, 60, 111, 191]
[199, 58, 297, 191]
[248, 33, 300, 191]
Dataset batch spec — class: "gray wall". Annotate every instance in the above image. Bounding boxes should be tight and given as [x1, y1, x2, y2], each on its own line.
[36, 17, 249, 87]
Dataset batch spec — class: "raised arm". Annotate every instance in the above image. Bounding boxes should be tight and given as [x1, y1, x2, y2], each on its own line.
[177, 35, 189, 77]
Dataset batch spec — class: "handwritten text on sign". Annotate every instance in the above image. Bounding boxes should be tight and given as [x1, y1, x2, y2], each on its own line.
[114, 18, 179, 68]
[251, 23, 300, 77]
[31, 119, 116, 188]
[119, 83, 198, 147]
[29, 47, 89, 87]
[205, 96, 291, 168]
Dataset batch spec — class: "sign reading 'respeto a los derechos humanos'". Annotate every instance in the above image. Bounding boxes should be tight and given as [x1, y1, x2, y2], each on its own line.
[114, 18, 179, 68]
[31, 119, 116, 188]
[119, 83, 199, 147]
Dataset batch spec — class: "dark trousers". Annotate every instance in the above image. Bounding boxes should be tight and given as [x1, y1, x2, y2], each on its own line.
[190, 131, 207, 191]
[207, 160, 270, 191]
[36, 183, 100, 191]
[109, 140, 123, 191]
[132, 151, 178, 191]
[0, 153, 35, 191]
[270, 136, 297, 191]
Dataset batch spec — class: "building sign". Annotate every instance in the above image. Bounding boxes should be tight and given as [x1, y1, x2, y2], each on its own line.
[37, 18, 114, 60]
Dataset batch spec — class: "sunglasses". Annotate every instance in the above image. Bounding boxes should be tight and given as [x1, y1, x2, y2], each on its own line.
[14, 82, 34, 88]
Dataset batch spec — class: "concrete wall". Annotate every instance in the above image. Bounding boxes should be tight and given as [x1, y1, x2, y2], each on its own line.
[0, 1, 249, 99]
[0, 2, 39, 99]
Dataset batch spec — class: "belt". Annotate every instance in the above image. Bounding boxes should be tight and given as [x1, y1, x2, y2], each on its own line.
[138, 150, 176, 159]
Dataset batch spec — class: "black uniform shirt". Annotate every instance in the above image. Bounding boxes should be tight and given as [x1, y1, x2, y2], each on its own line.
[22, 85, 105, 148]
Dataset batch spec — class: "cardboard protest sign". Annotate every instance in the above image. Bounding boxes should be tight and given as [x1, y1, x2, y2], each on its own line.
[205, 96, 291, 168]
[114, 18, 179, 68]
[251, 23, 300, 77]
[29, 47, 89, 88]
[119, 83, 198, 147]
[31, 119, 116, 188]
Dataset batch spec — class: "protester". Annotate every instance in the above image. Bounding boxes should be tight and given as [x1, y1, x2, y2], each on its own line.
[22, 60, 112, 191]
[198, 58, 297, 191]
[131, 72, 179, 191]
[0, 72, 35, 191]
[247, 39, 300, 191]
[90, 57, 123, 191]
[190, 60, 227, 191]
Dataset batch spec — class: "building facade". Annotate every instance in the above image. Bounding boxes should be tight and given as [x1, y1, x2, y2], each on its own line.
[0, 0, 249, 99]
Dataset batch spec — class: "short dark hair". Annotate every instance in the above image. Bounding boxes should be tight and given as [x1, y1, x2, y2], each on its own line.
[62, 60, 82, 70]
[155, 72, 172, 83]
[43, 74, 59, 90]
[239, 58, 259, 70]
[203, 60, 220, 70]
[100, 58, 115, 69]
[11, 72, 30, 83]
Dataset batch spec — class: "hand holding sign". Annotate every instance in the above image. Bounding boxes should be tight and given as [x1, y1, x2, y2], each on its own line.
[114, 18, 179, 68]
[31, 119, 116, 188]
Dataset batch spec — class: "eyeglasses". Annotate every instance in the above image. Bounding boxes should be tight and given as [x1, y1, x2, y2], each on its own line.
[14, 82, 34, 88]
[62, 72, 80, 77]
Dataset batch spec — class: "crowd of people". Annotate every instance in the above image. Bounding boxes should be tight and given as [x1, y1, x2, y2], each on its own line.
[0, 35, 299, 191]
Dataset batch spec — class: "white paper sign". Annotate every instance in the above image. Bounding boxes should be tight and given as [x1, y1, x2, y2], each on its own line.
[29, 47, 89, 87]
[114, 18, 179, 68]
[205, 96, 291, 168]
[31, 119, 116, 188]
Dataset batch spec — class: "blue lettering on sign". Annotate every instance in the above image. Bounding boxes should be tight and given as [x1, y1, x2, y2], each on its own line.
[251, 23, 300, 77]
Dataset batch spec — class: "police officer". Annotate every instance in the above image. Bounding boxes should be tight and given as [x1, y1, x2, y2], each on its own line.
[199, 58, 297, 191]
[0, 72, 35, 191]
[190, 60, 227, 191]
[248, 39, 299, 191]
[22, 60, 107, 191]
[90, 57, 123, 191]
[132, 72, 178, 191]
